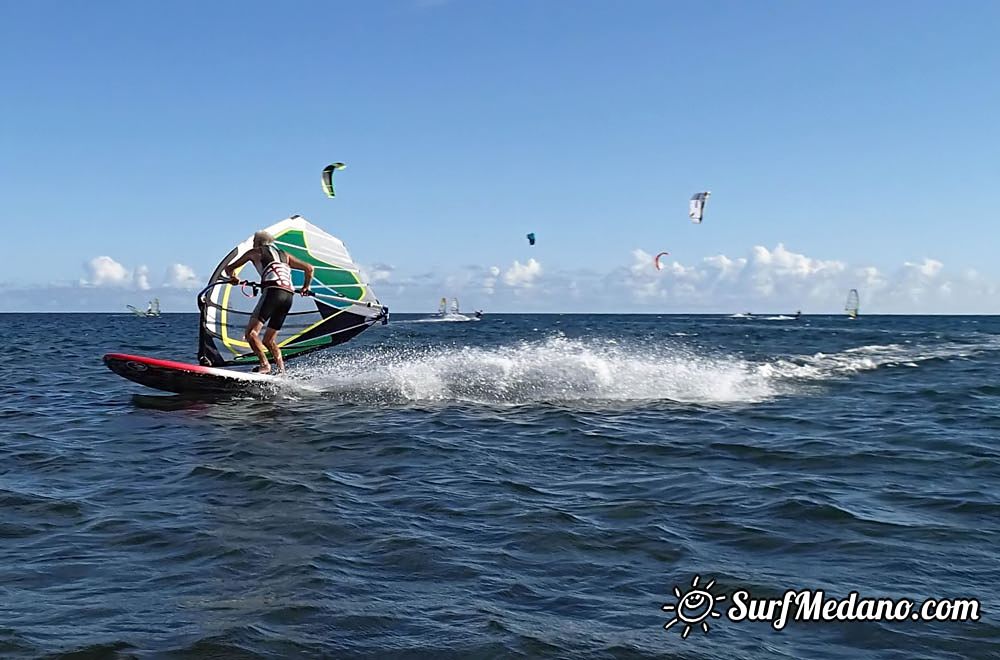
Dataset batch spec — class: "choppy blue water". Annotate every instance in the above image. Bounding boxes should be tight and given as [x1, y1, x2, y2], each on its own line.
[2, 313, 999, 659]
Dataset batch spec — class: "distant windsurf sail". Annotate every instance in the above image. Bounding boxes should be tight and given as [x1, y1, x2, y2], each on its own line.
[450, 298, 460, 315]
[437, 297, 448, 316]
[689, 191, 710, 224]
[197, 215, 387, 367]
[127, 299, 161, 317]
[845, 289, 860, 319]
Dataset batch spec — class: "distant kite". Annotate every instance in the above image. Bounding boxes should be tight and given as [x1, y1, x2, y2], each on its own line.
[654, 251, 670, 271]
[689, 191, 710, 224]
[321, 162, 346, 197]
[526, 232, 536, 246]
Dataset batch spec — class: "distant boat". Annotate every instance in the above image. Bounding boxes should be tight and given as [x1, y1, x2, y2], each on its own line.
[845, 289, 860, 320]
[127, 298, 160, 317]
[427, 296, 481, 321]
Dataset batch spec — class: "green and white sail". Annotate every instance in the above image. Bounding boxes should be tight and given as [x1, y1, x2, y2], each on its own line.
[198, 215, 387, 367]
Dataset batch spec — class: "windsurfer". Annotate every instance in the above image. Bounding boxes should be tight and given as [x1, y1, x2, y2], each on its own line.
[223, 231, 314, 374]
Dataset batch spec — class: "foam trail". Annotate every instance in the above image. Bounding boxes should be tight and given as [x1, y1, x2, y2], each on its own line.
[408, 315, 478, 323]
[293, 336, 775, 405]
[283, 335, 1000, 406]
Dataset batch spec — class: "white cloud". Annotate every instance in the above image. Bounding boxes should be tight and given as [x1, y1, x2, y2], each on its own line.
[82, 256, 133, 287]
[503, 258, 543, 287]
[750, 243, 845, 277]
[363, 263, 394, 284]
[483, 265, 501, 294]
[134, 265, 151, 291]
[856, 265, 885, 289]
[703, 254, 748, 281]
[164, 263, 200, 289]
[81, 257, 167, 291]
[904, 258, 943, 278]
[612, 243, 997, 313]
[46, 245, 999, 313]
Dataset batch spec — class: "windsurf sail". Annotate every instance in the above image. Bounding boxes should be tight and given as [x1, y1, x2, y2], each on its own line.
[321, 163, 346, 198]
[689, 191, 710, 224]
[450, 298, 460, 315]
[197, 215, 387, 367]
[437, 297, 448, 316]
[845, 289, 860, 319]
[127, 299, 161, 317]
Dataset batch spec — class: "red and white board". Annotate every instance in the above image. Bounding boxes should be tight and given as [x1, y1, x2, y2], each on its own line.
[104, 353, 285, 396]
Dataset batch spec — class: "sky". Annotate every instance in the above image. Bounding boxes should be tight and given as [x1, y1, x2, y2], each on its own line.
[1, 0, 998, 313]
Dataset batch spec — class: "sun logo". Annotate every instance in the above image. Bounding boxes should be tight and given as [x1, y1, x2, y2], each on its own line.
[661, 575, 726, 638]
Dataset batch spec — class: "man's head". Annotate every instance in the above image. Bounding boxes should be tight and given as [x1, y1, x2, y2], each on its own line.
[253, 231, 275, 248]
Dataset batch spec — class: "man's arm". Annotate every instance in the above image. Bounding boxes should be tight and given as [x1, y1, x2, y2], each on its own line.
[222, 249, 256, 284]
[286, 254, 314, 294]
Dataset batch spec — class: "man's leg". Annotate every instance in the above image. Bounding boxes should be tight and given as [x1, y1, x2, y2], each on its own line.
[245, 318, 271, 373]
[263, 328, 284, 373]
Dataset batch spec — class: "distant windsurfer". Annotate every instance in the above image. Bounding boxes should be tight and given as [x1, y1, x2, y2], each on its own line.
[222, 231, 314, 374]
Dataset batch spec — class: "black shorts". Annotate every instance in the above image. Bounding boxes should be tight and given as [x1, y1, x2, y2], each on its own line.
[252, 287, 294, 331]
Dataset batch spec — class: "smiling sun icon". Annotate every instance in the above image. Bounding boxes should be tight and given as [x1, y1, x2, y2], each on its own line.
[662, 575, 726, 638]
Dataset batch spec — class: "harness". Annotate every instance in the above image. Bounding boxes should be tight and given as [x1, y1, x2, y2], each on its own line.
[255, 245, 294, 292]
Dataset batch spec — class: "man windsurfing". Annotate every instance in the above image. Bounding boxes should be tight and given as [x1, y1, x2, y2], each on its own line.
[222, 231, 314, 374]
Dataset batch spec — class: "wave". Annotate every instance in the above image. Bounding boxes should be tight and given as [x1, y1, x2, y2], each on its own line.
[757, 339, 994, 381]
[729, 313, 798, 320]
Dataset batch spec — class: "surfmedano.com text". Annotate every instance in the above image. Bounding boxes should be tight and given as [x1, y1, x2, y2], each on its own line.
[728, 589, 981, 631]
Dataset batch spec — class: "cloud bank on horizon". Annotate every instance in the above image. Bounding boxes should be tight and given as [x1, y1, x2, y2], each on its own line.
[5, 244, 992, 313]
[80, 257, 202, 292]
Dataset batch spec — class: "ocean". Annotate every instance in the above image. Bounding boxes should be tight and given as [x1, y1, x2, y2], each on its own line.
[2, 313, 998, 659]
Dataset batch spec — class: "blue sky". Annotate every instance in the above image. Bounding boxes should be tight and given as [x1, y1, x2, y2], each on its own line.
[2, 0, 998, 312]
